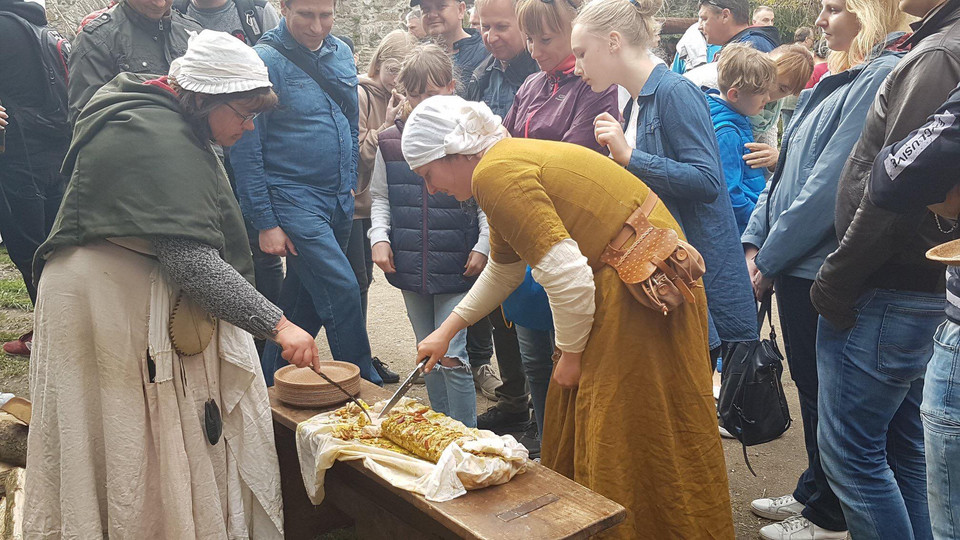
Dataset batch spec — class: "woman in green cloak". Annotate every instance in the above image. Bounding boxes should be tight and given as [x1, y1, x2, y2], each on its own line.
[24, 31, 317, 538]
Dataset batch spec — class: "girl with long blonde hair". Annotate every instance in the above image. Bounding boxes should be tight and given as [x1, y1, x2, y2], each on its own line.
[741, 0, 911, 537]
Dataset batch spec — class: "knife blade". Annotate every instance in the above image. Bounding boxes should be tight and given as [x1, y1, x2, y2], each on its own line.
[311, 364, 372, 422]
[377, 358, 428, 420]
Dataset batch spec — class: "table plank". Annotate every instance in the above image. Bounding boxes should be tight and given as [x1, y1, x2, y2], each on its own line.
[270, 384, 625, 539]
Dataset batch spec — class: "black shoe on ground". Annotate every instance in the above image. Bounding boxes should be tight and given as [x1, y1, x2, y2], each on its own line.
[372, 357, 400, 384]
[476, 406, 530, 434]
[516, 421, 540, 459]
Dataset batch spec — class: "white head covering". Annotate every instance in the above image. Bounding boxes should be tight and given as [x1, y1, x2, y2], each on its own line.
[402, 95, 506, 170]
[168, 30, 272, 94]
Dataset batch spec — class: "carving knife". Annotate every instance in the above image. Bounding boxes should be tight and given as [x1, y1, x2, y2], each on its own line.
[377, 358, 428, 420]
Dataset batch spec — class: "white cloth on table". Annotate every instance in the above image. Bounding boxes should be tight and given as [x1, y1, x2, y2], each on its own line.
[24, 240, 283, 539]
[296, 398, 528, 503]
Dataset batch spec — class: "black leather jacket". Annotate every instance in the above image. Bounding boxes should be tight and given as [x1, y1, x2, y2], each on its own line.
[811, 0, 960, 328]
[67, 1, 201, 122]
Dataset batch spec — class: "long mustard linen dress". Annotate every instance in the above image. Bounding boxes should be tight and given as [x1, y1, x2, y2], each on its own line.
[473, 138, 734, 539]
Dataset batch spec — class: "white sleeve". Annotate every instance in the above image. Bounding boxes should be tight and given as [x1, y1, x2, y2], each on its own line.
[531, 239, 595, 353]
[368, 149, 391, 245]
[452, 258, 526, 325]
[472, 206, 490, 256]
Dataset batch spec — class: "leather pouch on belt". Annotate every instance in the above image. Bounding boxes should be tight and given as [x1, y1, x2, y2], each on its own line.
[598, 192, 706, 315]
[169, 292, 216, 357]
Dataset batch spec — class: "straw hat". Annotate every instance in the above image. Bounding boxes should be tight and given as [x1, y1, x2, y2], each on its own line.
[927, 238, 960, 266]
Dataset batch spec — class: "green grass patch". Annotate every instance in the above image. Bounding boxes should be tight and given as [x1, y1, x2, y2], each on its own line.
[0, 247, 31, 311]
[0, 350, 29, 379]
[0, 279, 31, 311]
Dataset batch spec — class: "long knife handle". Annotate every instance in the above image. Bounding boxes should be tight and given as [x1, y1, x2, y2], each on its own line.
[312, 366, 372, 422]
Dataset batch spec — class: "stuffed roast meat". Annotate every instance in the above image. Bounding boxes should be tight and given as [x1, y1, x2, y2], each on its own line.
[380, 407, 475, 463]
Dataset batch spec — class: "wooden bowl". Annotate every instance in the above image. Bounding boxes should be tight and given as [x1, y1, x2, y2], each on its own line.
[274, 362, 362, 408]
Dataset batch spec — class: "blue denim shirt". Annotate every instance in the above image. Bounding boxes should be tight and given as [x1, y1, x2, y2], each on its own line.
[742, 44, 904, 281]
[624, 64, 758, 345]
[230, 21, 359, 230]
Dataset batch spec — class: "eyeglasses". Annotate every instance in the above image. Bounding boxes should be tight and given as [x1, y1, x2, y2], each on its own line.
[539, 0, 580, 10]
[225, 103, 260, 124]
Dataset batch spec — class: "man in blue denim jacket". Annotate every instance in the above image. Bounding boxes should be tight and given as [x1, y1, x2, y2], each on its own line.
[230, 0, 382, 386]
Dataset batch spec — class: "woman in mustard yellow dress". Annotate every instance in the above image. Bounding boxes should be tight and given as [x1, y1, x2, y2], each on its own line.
[404, 96, 733, 538]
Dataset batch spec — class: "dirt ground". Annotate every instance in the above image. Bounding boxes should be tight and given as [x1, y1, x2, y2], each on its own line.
[0, 263, 812, 539]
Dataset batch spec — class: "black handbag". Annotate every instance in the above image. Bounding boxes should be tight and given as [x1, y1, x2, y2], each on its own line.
[717, 293, 791, 474]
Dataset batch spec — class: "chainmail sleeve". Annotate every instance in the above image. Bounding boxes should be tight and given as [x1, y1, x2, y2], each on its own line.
[151, 237, 283, 340]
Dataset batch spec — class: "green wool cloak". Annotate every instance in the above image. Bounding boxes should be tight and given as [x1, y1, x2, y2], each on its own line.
[35, 72, 254, 284]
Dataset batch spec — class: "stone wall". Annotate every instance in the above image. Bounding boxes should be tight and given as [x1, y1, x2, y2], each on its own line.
[44, 0, 412, 67]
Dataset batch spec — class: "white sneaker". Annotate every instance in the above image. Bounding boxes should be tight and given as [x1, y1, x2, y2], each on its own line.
[472, 364, 502, 400]
[719, 424, 736, 439]
[759, 516, 848, 539]
[751, 495, 805, 520]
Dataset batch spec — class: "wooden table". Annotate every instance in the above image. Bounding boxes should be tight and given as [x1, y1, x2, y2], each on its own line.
[270, 381, 626, 539]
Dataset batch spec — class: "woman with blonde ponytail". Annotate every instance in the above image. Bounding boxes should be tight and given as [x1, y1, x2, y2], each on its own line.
[549, 0, 744, 537]
[575, 0, 759, 369]
[740, 1, 911, 537]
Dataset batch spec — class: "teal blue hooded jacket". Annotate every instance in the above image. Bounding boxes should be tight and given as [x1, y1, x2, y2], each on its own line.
[706, 89, 767, 234]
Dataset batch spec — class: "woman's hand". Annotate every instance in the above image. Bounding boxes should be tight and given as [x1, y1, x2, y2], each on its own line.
[463, 251, 487, 277]
[383, 90, 405, 128]
[273, 316, 319, 369]
[552, 350, 582, 389]
[743, 143, 779, 170]
[260, 227, 297, 257]
[594, 113, 632, 167]
[417, 328, 453, 374]
[372, 241, 396, 273]
[744, 245, 760, 282]
[752, 269, 774, 300]
[417, 313, 470, 374]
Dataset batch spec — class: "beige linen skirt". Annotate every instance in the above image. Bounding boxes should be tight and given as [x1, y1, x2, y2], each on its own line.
[25, 241, 284, 539]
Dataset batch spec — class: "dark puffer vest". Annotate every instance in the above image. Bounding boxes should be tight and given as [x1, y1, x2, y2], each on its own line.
[378, 120, 480, 295]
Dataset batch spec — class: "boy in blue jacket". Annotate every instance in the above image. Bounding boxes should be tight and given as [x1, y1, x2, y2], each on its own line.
[706, 43, 777, 233]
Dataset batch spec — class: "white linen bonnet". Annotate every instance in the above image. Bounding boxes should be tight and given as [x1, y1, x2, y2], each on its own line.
[402, 95, 506, 169]
[169, 30, 271, 94]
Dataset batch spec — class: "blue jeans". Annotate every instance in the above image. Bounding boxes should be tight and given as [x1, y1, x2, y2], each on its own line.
[515, 325, 554, 436]
[817, 289, 944, 540]
[923, 320, 960, 540]
[261, 197, 380, 386]
[401, 290, 476, 427]
[775, 276, 846, 531]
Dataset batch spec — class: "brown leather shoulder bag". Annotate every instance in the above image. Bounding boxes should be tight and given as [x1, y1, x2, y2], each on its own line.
[595, 192, 706, 315]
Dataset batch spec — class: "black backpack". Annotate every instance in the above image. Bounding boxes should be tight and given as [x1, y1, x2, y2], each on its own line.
[717, 294, 792, 475]
[0, 12, 71, 139]
[173, 0, 269, 44]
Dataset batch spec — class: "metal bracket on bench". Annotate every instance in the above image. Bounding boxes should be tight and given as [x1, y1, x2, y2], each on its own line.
[496, 493, 561, 522]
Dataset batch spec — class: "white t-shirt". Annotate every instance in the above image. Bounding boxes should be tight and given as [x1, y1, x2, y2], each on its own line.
[625, 97, 641, 150]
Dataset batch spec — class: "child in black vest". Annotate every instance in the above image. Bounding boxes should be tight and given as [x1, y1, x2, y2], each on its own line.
[368, 44, 488, 427]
